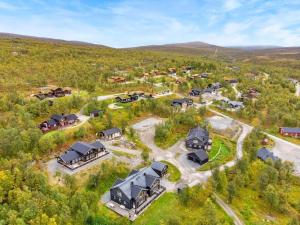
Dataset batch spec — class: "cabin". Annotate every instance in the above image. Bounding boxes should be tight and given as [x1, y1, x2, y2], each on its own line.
[208, 82, 222, 90]
[202, 87, 215, 94]
[189, 88, 202, 96]
[57, 140, 107, 169]
[98, 127, 122, 140]
[39, 114, 78, 132]
[34, 88, 71, 100]
[185, 126, 212, 150]
[110, 162, 167, 211]
[151, 161, 168, 177]
[221, 99, 244, 110]
[257, 147, 279, 162]
[187, 149, 209, 165]
[171, 98, 193, 108]
[108, 76, 126, 83]
[225, 78, 238, 84]
[279, 127, 300, 138]
[90, 110, 103, 118]
[168, 68, 177, 76]
[200, 73, 209, 78]
[115, 94, 139, 103]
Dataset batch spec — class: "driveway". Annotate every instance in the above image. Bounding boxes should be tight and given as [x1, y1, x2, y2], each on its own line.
[132, 116, 252, 189]
[267, 134, 300, 176]
[210, 109, 300, 175]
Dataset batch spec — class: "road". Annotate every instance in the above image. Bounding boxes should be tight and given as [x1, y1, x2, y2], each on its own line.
[214, 194, 244, 225]
[210, 109, 300, 175]
[133, 116, 252, 189]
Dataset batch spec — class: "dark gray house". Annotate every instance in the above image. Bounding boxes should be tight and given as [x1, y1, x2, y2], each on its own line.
[185, 126, 212, 150]
[110, 162, 167, 211]
[90, 109, 103, 118]
[257, 147, 279, 162]
[98, 127, 122, 140]
[171, 98, 193, 108]
[187, 149, 209, 165]
[189, 88, 202, 96]
[57, 140, 107, 169]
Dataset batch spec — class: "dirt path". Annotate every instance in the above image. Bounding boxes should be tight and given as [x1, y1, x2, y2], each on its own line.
[214, 194, 244, 225]
[296, 83, 300, 97]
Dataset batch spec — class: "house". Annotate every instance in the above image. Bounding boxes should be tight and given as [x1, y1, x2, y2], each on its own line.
[185, 126, 212, 150]
[171, 98, 193, 108]
[34, 88, 71, 100]
[108, 76, 126, 83]
[115, 94, 139, 103]
[110, 162, 167, 211]
[90, 110, 103, 118]
[187, 149, 209, 165]
[208, 82, 222, 90]
[57, 140, 108, 169]
[168, 68, 177, 76]
[151, 161, 168, 177]
[39, 114, 78, 132]
[200, 73, 209, 78]
[98, 127, 122, 140]
[279, 127, 300, 138]
[227, 100, 244, 109]
[257, 147, 279, 162]
[225, 78, 238, 84]
[202, 87, 215, 94]
[242, 88, 260, 99]
[189, 88, 202, 96]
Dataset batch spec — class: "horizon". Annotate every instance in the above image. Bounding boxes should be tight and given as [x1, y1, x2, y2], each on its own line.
[0, 0, 300, 48]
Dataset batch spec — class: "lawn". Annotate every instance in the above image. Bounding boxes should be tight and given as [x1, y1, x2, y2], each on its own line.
[112, 150, 136, 159]
[160, 160, 181, 182]
[198, 135, 236, 171]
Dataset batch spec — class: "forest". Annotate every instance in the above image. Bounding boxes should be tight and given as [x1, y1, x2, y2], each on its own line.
[0, 37, 300, 224]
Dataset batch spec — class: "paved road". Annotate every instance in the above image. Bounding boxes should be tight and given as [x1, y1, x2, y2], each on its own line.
[133, 116, 252, 189]
[210, 109, 300, 175]
[214, 194, 244, 225]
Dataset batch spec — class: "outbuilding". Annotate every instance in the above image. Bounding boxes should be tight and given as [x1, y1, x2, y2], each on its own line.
[98, 127, 122, 140]
[187, 150, 209, 165]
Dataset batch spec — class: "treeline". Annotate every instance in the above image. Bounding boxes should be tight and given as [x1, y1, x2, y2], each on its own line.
[211, 129, 300, 224]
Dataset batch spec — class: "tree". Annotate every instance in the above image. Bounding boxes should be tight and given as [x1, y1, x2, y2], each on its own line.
[264, 184, 279, 210]
[227, 181, 237, 203]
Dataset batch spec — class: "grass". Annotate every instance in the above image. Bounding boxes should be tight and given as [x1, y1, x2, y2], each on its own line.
[134, 192, 234, 225]
[112, 150, 135, 159]
[198, 135, 236, 171]
[160, 160, 181, 182]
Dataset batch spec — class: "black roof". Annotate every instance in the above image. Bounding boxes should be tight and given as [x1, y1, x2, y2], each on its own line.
[100, 127, 121, 136]
[172, 98, 193, 104]
[151, 161, 168, 172]
[188, 149, 208, 161]
[257, 147, 279, 161]
[111, 162, 162, 200]
[47, 119, 57, 126]
[51, 114, 64, 122]
[59, 151, 81, 163]
[186, 126, 209, 141]
[90, 109, 102, 114]
[64, 114, 78, 121]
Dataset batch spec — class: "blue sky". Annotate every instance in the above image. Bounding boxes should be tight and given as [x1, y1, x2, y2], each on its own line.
[0, 0, 300, 47]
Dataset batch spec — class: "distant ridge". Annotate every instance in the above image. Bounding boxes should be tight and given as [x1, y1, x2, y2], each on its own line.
[0, 32, 110, 48]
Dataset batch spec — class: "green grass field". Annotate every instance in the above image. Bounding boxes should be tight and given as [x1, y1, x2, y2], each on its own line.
[160, 160, 181, 182]
[199, 135, 236, 171]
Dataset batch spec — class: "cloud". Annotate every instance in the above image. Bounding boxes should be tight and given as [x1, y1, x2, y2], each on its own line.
[0, 1, 17, 10]
[224, 0, 242, 11]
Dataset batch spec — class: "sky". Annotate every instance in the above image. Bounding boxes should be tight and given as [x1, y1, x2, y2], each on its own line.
[0, 0, 300, 48]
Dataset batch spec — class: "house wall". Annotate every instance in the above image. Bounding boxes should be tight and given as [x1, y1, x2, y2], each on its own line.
[110, 188, 132, 209]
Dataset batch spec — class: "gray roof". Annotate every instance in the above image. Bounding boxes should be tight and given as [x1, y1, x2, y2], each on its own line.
[228, 100, 244, 107]
[64, 114, 78, 121]
[69, 140, 104, 155]
[51, 114, 64, 122]
[111, 165, 160, 200]
[100, 127, 121, 136]
[172, 98, 193, 105]
[59, 151, 81, 163]
[257, 147, 279, 161]
[90, 140, 105, 149]
[151, 161, 167, 172]
[47, 119, 57, 126]
[194, 149, 208, 160]
[186, 126, 209, 141]
[281, 127, 300, 134]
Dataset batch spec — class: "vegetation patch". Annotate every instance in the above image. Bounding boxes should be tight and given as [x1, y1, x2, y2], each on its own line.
[198, 135, 236, 171]
[111, 150, 135, 159]
[160, 160, 181, 182]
